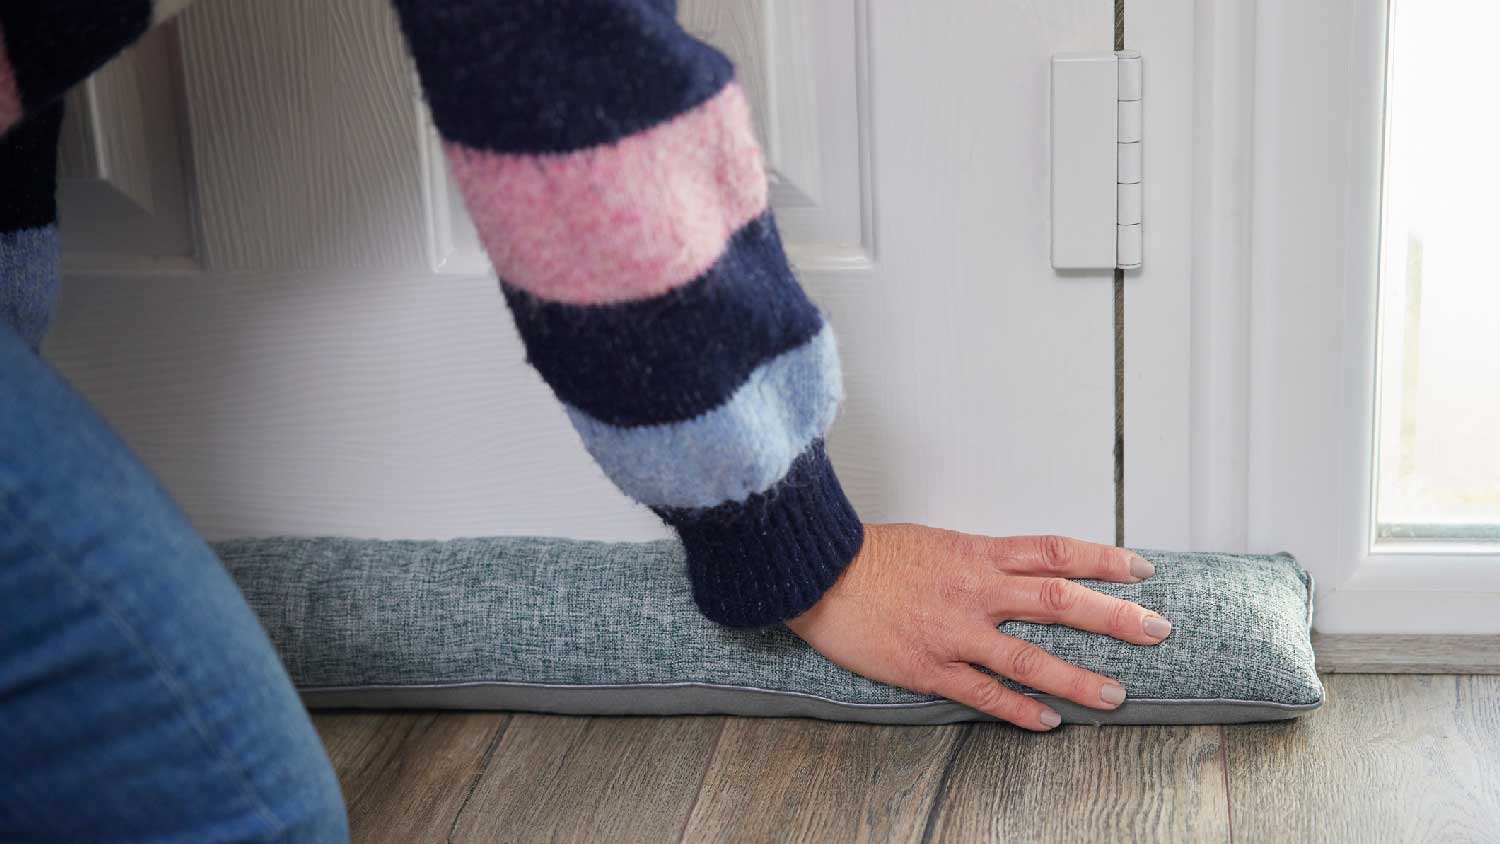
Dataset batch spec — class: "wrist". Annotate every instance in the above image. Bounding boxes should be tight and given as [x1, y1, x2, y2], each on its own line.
[661, 441, 863, 629]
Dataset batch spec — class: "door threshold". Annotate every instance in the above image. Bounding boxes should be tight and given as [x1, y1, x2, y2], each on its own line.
[1313, 634, 1500, 674]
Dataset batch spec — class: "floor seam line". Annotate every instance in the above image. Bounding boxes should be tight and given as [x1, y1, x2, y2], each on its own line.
[674, 718, 728, 843]
[445, 714, 510, 843]
[918, 724, 973, 844]
[1220, 724, 1235, 844]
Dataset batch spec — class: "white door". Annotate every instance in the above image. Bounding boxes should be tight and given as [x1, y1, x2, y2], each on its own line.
[46, 0, 1120, 547]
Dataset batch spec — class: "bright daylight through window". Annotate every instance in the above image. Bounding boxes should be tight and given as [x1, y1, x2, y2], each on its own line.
[1374, 0, 1500, 542]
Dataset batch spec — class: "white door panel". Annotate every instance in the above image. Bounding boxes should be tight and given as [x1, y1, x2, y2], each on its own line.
[46, 0, 1117, 545]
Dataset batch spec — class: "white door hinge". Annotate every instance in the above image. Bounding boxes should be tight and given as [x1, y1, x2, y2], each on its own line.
[1050, 50, 1142, 270]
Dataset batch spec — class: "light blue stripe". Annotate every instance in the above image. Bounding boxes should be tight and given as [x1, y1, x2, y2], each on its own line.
[564, 325, 843, 510]
[0, 226, 61, 351]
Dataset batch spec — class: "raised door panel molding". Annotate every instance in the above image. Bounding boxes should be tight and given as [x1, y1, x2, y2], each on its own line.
[421, 0, 876, 276]
[59, 60, 154, 214]
[417, 114, 488, 275]
[57, 22, 199, 274]
[680, 0, 820, 208]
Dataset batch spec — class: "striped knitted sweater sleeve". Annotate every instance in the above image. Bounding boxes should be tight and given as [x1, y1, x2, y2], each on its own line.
[0, 2, 169, 347]
[0, 104, 61, 351]
[388, 0, 865, 628]
[0, 0, 865, 629]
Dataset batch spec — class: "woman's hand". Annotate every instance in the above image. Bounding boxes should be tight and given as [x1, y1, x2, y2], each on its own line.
[785, 523, 1172, 730]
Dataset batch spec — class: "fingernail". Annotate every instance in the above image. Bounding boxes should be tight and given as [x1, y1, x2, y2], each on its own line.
[1039, 709, 1062, 728]
[1143, 615, 1173, 640]
[1129, 555, 1156, 580]
[1100, 683, 1127, 706]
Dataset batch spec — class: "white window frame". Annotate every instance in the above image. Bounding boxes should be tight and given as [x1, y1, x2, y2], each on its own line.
[1130, 0, 1500, 633]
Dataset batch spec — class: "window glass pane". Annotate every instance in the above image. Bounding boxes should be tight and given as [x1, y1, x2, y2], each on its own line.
[1374, 0, 1500, 541]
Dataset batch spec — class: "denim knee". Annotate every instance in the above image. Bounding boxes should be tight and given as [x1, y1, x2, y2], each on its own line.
[263, 757, 349, 844]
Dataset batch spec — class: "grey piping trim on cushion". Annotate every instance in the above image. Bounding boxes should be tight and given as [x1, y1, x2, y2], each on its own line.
[299, 681, 1324, 726]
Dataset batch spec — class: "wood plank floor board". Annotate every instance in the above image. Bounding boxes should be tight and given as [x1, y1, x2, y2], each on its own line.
[311, 711, 510, 844]
[679, 719, 964, 843]
[446, 713, 725, 843]
[1224, 675, 1500, 844]
[922, 723, 1232, 843]
[316, 674, 1500, 843]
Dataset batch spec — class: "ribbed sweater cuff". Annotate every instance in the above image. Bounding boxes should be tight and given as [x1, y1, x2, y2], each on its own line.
[656, 441, 864, 629]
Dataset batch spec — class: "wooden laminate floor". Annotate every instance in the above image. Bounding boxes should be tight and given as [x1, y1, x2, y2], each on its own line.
[312, 675, 1500, 843]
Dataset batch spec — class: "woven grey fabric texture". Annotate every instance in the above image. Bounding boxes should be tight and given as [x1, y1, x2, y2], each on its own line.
[216, 537, 1323, 724]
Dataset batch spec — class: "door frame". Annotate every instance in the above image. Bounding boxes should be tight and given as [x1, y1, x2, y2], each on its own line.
[1130, 0, 1500, 633]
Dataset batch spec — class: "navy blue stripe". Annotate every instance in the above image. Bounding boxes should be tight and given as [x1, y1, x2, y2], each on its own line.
[0, 1, 152, 112]
[0, 103, 62, 233]
[501, 214, 824, 428]
[656, 440, 864, 628]
[390, 0, 732, 154]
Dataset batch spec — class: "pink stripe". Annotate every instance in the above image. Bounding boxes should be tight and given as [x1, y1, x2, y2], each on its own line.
[0, 26, 22, 135]
[444, 83, 768, 305]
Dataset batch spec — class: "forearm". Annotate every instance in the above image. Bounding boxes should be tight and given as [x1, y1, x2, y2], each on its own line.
[391, 0, 864, 627]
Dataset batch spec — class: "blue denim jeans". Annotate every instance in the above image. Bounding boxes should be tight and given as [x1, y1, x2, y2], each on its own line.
[0, 324, 348, 843]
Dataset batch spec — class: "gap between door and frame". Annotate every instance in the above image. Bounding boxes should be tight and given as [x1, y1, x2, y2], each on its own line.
[1114, 0, 1126, 548]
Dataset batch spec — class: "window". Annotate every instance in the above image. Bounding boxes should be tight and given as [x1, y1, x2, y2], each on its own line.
[1373, 0, 1500, 544]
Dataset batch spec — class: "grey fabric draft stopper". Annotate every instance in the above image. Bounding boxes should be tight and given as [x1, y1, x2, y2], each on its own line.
[216, 537, 1324, 725]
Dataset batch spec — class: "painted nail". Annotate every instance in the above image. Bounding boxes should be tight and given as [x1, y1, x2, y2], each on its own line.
[1143, 615, 1173, 639]
[1129, 555, 1156, 580]
[1039, 709, 1062, 728]
[1100, 683, 1127, 706]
